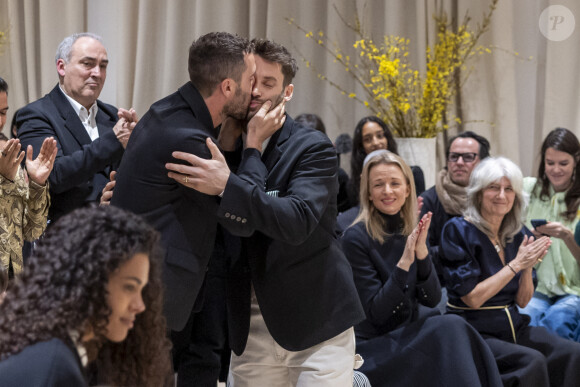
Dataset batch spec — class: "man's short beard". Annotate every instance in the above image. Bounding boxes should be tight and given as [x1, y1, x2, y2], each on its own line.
[223, 87, 250, 120]
[246, 91, 285, 120]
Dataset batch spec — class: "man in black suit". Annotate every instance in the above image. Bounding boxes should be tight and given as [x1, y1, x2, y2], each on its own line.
[16, 32, 136, 223]
[110, 34, 286, 385]
[167, 38, 365, 386]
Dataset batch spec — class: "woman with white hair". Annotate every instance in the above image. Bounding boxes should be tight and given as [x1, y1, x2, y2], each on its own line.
[341, 150, 502, 387]
[440, 156, 580, 386]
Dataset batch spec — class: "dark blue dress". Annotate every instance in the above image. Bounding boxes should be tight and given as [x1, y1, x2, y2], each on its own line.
[341, 214, 502, 387]
[0, 338, 87, 386]
[441, 217, 580, 387]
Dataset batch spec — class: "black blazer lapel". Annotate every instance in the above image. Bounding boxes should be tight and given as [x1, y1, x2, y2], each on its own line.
[261, 115, 294, 172]
[49, 86, 92, 146]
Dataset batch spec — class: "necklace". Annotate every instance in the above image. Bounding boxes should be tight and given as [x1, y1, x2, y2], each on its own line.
[491, 236, 501, 253]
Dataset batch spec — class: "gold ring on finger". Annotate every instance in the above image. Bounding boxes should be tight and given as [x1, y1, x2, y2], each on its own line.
[184, 176, 189, 184]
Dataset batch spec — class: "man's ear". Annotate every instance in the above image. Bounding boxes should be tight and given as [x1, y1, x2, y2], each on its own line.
[283, 84, 294, 102]
[220, 78, 235, 98]
[56, 59, 66, 77]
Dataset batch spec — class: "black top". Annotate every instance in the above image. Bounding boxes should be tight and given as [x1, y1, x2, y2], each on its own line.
[341, 213, 441, 339]
[0, 338, 86, 386]
[440, 217, 534, 340]
[419, 185, 457, 282]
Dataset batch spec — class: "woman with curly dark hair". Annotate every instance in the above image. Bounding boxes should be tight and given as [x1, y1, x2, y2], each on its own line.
[0, 205, 173, 386]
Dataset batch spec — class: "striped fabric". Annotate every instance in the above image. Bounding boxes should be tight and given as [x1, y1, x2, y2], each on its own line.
[353, 371, 372, 387]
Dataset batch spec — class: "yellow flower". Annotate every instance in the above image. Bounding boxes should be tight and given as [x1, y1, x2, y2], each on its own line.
[292, 0, 498, 138]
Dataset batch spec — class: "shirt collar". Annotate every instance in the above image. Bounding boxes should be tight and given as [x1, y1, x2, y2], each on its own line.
[68, 330, 89, 367]
[59, 85, 98, 120]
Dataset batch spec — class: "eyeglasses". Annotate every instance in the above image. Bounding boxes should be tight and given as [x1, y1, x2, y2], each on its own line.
[448, 152, 478, 163]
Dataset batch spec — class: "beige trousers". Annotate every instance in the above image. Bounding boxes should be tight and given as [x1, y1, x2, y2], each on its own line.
[228, 295, 356, 387]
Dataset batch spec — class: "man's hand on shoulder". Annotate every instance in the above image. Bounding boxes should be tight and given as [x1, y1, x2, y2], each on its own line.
[166, 137, 230, 196]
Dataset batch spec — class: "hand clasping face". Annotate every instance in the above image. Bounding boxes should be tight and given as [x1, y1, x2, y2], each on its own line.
[104, 253, 149, 342]
[246, 55, 293, 120]
[223, 53, 256, 121]
[369, 163, 410, 216]
[57, 36, 108, 110]
[544, 147, 575, 193]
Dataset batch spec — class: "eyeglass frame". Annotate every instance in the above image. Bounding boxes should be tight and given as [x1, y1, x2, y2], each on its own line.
[448, 152, 478, 163]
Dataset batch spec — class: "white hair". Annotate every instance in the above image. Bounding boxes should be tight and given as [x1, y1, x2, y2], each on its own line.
[464, 157, 528, 244]
[55, 32, 103, 64]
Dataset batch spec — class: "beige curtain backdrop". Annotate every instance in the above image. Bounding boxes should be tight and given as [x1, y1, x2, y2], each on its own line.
[0, 0, 579, 181]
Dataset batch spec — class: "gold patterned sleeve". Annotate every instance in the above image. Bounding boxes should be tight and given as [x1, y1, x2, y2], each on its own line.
[23, 179, 50, 241]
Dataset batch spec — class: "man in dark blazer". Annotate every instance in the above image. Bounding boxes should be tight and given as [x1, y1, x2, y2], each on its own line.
[16, 32, 136, 223]
[167, 39, 365, 386]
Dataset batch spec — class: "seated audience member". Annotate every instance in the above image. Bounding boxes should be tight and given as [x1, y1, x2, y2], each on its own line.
[440, 156, 580, 386]
[0, 206, 173, 386]
[341, 150, 502, 387]
[16, 33, 137, 223]
[295, 113, 351, 212]
[519, 128, 580, 341]
[337, 116, 425, 234]
[420, 131, 490, 311]
[294, 113, 326, 134]
[0, 130, 57, 278]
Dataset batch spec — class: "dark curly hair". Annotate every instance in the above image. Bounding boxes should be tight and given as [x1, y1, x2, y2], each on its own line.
[534, 127, 580, 221]
[348, 116, 398, 205]
[0, 205, 173, 386]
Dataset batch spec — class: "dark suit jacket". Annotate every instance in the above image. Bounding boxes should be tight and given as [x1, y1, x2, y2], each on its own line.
[111, 82, 218, 331]
[419, 185, 456, 283]
[220, 116, 365, 353]
[17, 85, 123, 222]
[0, 338, 86, 386]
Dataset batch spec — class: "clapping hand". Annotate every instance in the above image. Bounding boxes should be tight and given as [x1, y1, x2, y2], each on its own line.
[26, 137, 57, 185]
[0, 139, 24, 181]
[398, 212, 432, 271]
[415, 212, 432, 260]
[100, 171, 116, 206]
[114, 108, 139, 148]
[512, 235, 551, 272]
